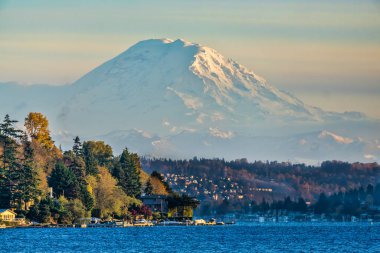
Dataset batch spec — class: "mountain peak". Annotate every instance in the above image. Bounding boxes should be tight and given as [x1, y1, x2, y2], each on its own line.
[65, 38, 373, 140]
[1, 38, 378, 162]
[127, 38, 201, 51]
[69, 38, 326, 136]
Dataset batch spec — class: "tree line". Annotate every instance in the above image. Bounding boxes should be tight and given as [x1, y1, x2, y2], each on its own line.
[199, 183, 380, 219]
[0, 113, 187, 224]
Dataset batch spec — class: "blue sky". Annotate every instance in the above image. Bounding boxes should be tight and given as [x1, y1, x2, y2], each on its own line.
[1, 0, 379, 117]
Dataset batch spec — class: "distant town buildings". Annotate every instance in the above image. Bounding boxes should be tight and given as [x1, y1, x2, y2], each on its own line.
[163, 173, 273, 202]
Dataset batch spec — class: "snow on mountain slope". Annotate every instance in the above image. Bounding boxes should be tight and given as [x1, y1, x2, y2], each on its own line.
[1, 38, 379, 163]
[60, 38, 358, 138]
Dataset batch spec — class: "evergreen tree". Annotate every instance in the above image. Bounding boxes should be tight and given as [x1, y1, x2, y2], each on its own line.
[80, 185, 94, 212]
[72, 136, 83, 157]
[283, 196, 293, 211]
[63, 151, 93, 212]
[343, 189, 360, 215]
[314, 193, 329, 214]
[84, 150, 98, 175]
[112, 162, 125, 186]
[117, 148, 141, 197]
[296, 197, 308, 212]
[49, 161, 80, 199]
[260, 198, 270, 212]
[0, 114, 23, 208]
[38, 203, 52, 223]
[69, 156, 86, 184]
[18, 134, 40, 210]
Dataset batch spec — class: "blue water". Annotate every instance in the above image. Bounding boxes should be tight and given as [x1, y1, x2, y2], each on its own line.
[1, 222, 379, 253]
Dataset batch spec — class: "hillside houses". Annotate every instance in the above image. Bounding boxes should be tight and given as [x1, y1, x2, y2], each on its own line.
[163, 173, 274, 203]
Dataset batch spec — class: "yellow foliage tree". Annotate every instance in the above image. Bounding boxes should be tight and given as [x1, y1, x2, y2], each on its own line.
[24, 112, 61, 177]
[25, 112, 54, 150]
[89, 167, 141, 218]
[150, 177, 169, 195]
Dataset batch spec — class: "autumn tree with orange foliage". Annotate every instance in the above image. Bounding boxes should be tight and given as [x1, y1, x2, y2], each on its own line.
[25, 112, 54, 150]
[24, 112, 61, 195]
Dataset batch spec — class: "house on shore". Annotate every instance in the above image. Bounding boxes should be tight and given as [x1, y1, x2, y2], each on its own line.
[0, 209, 16, 222]
[140, 195, 169, 216]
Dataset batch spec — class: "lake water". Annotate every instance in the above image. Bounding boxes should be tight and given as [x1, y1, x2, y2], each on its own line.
[1, 222, 379, 253]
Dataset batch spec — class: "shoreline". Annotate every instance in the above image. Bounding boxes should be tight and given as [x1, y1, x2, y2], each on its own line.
[2, 220, 378, 229]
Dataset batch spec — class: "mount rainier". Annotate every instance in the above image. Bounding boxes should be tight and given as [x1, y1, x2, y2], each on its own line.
[1, 38, 379, 163]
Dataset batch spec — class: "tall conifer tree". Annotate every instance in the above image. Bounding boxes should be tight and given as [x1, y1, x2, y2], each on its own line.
[72, 136, 83, 157]
[118, 148, 141, 197]
[19, 134, 40, 210]
[0, 114, 23, 208]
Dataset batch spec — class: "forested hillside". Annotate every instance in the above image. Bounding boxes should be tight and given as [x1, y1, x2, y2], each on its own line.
[0, 113, 170, 224]
[141, 158, 380, 215]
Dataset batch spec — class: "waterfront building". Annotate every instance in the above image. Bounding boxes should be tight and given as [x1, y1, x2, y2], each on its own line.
[141, 195, 169, 215]
[0, 209, 16, 221]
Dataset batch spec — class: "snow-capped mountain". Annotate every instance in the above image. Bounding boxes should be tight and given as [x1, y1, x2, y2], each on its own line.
[0, 38, 379, 163]
[60, 39, 370, 136]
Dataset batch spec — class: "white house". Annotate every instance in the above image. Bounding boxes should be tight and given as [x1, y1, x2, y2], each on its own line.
[0, 209, 16, 221]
